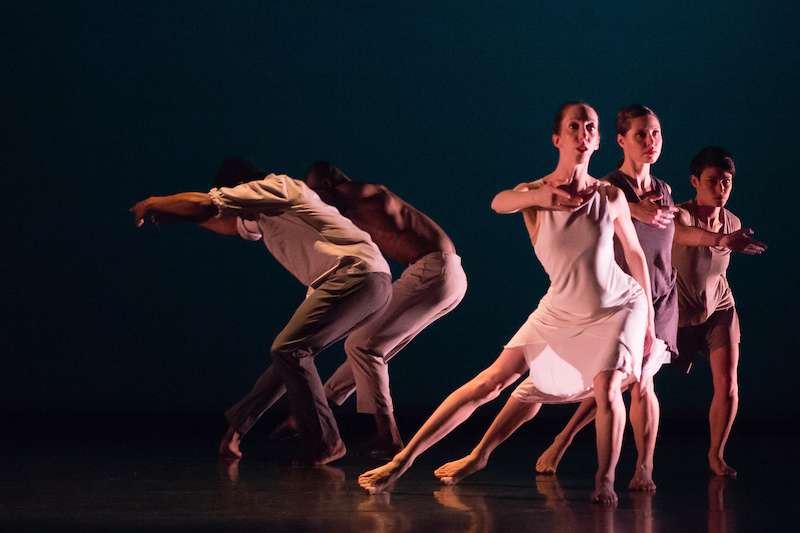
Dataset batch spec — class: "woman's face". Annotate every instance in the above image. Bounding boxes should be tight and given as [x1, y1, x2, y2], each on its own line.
[692, 166, 733, 208]
[554, 104, 600, 164]
[618, 114, 662, 166]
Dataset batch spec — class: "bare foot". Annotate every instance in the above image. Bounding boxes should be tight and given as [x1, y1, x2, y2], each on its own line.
[591, 477, 618, 505]
[628, 464, 656, 491]
[434, 454, 487, 485]
[361, 439, 404, 461]
[269, 415, 299, 441]
[536, 441, 567, 474]
[219, 426, 243, 459]
[709, 455, 737, 478]
[293, 439, 347, 466]
[359, 459, 410, 494]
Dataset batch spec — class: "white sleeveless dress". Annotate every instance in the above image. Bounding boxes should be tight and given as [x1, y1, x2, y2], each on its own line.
[507, 183, 667, 404]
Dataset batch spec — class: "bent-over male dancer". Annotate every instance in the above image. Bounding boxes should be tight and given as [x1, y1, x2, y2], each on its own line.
[131, 158, 392, 465]
[246, 161, 467, 458]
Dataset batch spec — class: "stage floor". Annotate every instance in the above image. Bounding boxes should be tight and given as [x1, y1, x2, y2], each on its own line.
[1, 410, 798, 532]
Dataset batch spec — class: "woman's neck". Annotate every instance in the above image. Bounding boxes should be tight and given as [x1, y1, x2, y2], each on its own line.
[619, 159, 652, 192]
[549, 160, 593, 191]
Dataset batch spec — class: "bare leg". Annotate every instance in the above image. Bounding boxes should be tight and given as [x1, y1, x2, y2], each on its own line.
[435, 396, 541, 485]
[358, 347, 528, 494]
[708, 343, 739, 477]
[536, 399, 597, 474]
[591, 369, 626, 505]
[628, 377, 659, 491]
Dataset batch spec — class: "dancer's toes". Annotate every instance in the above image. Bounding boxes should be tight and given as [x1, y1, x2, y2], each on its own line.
[434, 455, 486, 485]
[591, 479, 618, 505]
[219, 427, 243, 459]
[359, 460, 407, 494]
[536, 442, 565, 474]
[628, 465, 656, 492]
[709, 456, 737, 478]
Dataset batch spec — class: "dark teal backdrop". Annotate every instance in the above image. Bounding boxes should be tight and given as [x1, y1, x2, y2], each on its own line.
[2, 1, 797, 418]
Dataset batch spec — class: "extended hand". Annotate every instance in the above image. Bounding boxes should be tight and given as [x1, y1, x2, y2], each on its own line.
[629, 195, 677, 228]
[130, 200, 151, 227]
[719, 228, 767, 254]
[643, 321, 656, 357]
[532, 183, 583, 212]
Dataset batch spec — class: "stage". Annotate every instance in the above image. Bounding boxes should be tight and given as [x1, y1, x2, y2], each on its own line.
[1, 410, 797, 532]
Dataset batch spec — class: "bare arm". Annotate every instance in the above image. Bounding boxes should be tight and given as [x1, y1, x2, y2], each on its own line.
[672, 210, 767, 254]
[199, 215, 239, 236]
[131, 192, 217, 227]
[491, 181, 581, 214]
[608, 187, 655, 354]
[628, 194, 678, 229]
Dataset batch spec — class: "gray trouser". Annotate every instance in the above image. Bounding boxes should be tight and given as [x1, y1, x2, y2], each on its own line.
[225, 268, 391, 457]
[324, 252, 468, 414]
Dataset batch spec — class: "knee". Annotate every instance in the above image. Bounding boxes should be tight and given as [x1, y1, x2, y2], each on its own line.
[344, 335, 369, 358]
[270, 342, 314, 362]
[632, 379, 655, 402]
[467, 374, 506, 403]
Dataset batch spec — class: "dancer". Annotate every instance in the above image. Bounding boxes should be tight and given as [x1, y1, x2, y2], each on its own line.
[359, 102, 656, 504]
[263, 162, 468, 459]
[131, 158, 393, 465]
[435, 105, 676, 492]
[671, 147, 766, 477]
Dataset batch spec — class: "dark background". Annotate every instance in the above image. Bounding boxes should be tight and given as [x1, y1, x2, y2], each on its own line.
[2, 1, 797, 421]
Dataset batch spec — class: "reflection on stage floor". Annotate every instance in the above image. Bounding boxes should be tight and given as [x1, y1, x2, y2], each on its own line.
[1, 411, 797, 532]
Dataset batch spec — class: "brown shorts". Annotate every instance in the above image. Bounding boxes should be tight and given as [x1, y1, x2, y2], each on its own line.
[672, 307, 741, 373]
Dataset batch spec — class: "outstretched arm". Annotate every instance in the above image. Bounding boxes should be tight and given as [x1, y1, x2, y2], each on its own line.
[672, 207, 766, 254]
[491, 180, 582, 214]
[674, 221, 767, 255]
[131, 192, 217, 227]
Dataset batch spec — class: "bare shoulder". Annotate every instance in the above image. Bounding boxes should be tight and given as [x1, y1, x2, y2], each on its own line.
[598, 180, 621, 201]
[600, 182, 632, 220]
[337, 181, 389, 198]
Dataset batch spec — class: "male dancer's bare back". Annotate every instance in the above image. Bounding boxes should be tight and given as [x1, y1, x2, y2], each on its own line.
[313, 180, 456, 263]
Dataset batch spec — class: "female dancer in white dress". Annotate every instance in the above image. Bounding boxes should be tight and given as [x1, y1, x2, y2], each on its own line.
[435, 105, 674, 492]
[358, 102, 656, 504]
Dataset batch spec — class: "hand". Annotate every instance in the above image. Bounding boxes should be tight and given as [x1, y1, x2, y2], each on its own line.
[531, 183, 583, 212]
[130, 200, 151, 227]
[643, 320, 656, 357]
[629, 195, 677, 228]
[719, 228, 767, 254]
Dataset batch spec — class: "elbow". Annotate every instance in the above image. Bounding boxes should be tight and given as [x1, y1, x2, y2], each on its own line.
[491, 196, 516, 214]
[490, 197, 503, 213]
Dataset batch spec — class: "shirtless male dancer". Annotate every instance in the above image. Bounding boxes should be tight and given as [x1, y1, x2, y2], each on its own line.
[221, 162, 468, 459]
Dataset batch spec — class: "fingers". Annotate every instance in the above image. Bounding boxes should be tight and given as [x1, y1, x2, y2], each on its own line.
[130, 206, 145, 227]
[549, 186, 582, 211]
